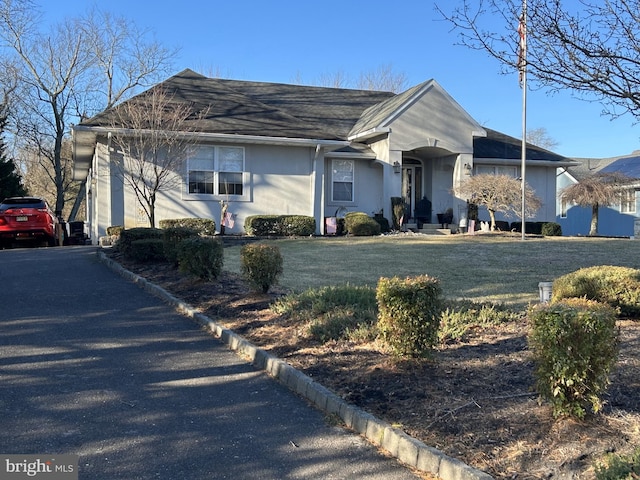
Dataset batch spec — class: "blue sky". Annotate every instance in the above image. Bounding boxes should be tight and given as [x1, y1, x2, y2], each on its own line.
[42, 0, 639, 159]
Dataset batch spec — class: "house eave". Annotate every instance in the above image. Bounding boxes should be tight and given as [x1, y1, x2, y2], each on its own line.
[347, 127, 391, 142]
[474, 157, 581, 168]
[71, 125, 350, 181]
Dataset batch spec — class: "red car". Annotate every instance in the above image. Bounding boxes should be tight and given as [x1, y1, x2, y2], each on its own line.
[0, 197, 59, 248]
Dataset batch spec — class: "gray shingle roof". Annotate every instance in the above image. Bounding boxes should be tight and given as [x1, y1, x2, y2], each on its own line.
[83, 69, 395, 141]
[474, 128, 568, 162]
[568, 153, 640, 180]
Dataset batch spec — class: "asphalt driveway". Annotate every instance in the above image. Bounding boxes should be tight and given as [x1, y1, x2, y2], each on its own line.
[0, 246, 420, 479]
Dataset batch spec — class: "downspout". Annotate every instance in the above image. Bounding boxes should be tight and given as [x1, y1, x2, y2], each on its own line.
[311, 144, 323, 235]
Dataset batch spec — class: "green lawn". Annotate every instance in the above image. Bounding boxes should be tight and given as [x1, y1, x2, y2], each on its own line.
[224, 235, 640, 309]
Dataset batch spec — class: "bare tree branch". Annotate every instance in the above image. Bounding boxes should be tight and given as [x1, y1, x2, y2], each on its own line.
[437, 0, 640, 120]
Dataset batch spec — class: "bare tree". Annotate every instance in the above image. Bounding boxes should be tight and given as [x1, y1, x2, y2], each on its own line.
[106, 87, 203, 228]
[356, 64, 408, 93]
[560, 172, 631, 236]
[293, 64, 408, 93]
[527, 127, 559, 151]
[0, 0, 175, 218]
[438, 0, 640, 120]
[455, 173, 542, 231]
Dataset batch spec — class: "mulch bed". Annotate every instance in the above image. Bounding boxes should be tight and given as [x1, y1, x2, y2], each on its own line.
[104, 248, 640, 479]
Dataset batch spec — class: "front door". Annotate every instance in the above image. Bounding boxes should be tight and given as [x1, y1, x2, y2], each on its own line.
[401, 162, 423, 220]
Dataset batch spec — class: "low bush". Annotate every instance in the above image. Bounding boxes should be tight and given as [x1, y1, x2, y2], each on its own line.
[177, 237, 224, 280]
[344, 212, 381, 236]
[542, 222, 562, 236]
[595, 446, 640, 479]
[552, 265, 640, 317]
[376, 275, 443, 358]
[162, 227, 200, 266]
[510, 221, 545, 234]
[528, 298, 619, 419]
[159, 218, 216, 236]
[116, 227, 163, 258]
[106, 225, 124, 236]
[129, 239, 166, 262]
[372, 215, 391, 233]
[244, 215, 315, 236]
[272, 285, 378, 343]
[439, 299, 523, 343]
[240, 243, 283, 293]
[494, 220, 510, 231]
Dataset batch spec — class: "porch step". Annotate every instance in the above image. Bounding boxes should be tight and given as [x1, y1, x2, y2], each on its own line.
[406, 223, 453, 235]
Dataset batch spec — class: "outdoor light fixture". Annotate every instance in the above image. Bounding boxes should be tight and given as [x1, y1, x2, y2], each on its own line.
[393, 161, 401, 173]
[464, 163, 472, 175]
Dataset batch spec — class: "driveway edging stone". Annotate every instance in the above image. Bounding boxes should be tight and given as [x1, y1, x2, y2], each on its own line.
[97, 249, 494, 480]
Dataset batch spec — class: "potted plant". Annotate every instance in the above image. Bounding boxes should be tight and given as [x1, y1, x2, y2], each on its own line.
[437, 207, 454, 228]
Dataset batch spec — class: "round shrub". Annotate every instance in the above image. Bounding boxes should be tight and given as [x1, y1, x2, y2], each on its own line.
[542, 222, 562, 236]
[528, 298, 619, 418]
[159, 218, 216, 236]
[240, 243, 283, 293]
[116, 227, 163, 258]
[162, 227, 200, 266]
[344, 212, 381, 236]
[376, 275, 443, 358]
[129, 238, 166, 262]
[177, 237, 224, 281]
[552, 265, 640, 317]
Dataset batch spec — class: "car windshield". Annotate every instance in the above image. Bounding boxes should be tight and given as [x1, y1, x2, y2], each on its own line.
[0, 198, 47, 212]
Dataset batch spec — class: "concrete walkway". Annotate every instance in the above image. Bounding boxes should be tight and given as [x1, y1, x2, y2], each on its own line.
[0, 246, 421, 479]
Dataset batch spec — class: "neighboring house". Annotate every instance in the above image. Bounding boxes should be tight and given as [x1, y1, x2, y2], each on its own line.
[72, 69, 575, 242]
[557, 153, 640, 237]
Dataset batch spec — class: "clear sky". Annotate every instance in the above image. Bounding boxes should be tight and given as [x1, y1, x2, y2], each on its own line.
[40, 0, 640, 159]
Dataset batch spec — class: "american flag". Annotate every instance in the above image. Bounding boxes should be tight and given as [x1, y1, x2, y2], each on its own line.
[517, 9, 526, 86]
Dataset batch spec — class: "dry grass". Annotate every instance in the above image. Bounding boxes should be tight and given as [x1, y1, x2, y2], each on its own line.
[223, 234, 640, 308]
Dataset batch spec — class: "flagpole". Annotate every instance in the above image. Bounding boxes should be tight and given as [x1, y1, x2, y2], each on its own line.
[520, 0, 527, 241]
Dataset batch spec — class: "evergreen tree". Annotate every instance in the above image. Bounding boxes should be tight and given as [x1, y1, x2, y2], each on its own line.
[0, 104, 26, 199]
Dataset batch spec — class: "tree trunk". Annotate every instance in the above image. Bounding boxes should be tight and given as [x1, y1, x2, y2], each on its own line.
[589, 203, 599, 236]
[488, 209, 497, 231]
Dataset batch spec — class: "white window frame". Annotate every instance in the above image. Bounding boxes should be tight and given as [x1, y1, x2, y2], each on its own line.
[620, 188, 636, 214]
[475, 165, 518, 177]
[331, 159, 354, 203]
[185, 145, 248, 200]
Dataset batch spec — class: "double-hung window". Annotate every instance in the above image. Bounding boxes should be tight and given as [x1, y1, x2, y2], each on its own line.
[620, 189, 636, 214]
[218, 147, 244, 195]
[331, 159, 354, 202]
[187, 145, 245, 197]
[188, 147, 215, 194]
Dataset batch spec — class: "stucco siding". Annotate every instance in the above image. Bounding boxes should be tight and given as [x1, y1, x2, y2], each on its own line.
[386, 86, 476, 154]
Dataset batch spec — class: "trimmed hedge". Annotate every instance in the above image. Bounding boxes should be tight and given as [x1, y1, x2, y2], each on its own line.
[116, 227, 163, 259]
[376, 275, 443, 358]
[244, 215, 315, 236]
[129, 238, 166, 262]
[159, 218, 216, 236]
[552, 265, 640, 317]
[177, 237, 224, 280]
[344, 212, 381, 236]
[162, 227, 200, 266]
[528, 298, 619, 418]
[541, 222, 562, 236]
[240, 243, 283, 293]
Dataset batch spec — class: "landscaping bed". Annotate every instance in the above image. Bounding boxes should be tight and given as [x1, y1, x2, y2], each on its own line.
[104, 247, 640, 479]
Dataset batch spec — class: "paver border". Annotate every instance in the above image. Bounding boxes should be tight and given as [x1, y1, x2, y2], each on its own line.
[98, 249, 494, 480]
